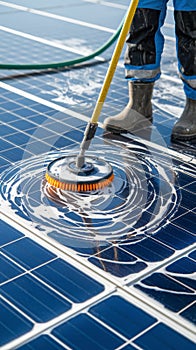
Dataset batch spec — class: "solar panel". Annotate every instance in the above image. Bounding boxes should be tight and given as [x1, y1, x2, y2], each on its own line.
[0, 0, 195, 349]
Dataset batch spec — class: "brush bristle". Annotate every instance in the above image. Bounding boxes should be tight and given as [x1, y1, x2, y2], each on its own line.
[45, 172, 114, 192]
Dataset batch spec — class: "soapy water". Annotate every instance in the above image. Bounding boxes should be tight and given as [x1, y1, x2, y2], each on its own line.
[42, 68, 103, 107]
[0, 140, 179, 250]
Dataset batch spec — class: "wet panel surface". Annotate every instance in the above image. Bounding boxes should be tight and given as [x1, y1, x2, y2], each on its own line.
[133, 250, 196, 324]
[0, 0, 195, 349]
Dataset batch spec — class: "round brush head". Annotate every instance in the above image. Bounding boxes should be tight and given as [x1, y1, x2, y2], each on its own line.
[45, 155, 114, 192]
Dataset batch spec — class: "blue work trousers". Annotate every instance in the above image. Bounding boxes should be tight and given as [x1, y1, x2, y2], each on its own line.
[125, 0, 196, 99]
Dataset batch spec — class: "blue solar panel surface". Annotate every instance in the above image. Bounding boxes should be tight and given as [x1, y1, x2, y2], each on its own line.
[0, 0, 195, 349]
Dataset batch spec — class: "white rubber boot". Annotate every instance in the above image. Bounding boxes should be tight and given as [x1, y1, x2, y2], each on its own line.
[103, 82, 154, 133]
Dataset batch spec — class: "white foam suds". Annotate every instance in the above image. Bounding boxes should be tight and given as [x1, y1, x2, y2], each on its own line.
[0, 142, 179, 250]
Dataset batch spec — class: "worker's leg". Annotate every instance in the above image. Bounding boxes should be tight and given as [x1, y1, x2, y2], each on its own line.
[103, 0, 168, 133]
[171, 3, 196, 140]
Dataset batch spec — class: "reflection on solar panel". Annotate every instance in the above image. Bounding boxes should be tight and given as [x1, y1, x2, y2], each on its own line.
[0, 0, 195, 349]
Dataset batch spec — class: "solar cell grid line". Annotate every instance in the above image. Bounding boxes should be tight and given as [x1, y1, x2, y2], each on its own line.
[0, 26, 106, 64]
[0, 86, 194, 254]
[83, 0, 175, 16]
[0, 82, 90, 122]
[0, 166, 195, 344]
[0, 0, 196, 349]
[0, 297, 34, 350]
[83, 0, 129, 10]
[2, 57, 191, 156]
[0, 0, 175, 78]
[0, 0, 125, 71]
[0, 217, 114, 349]
[13, 291, 196, 350]
[0, 84, 194, 282]
[0, 0, 124, 33]
[129, 248, 196, 332]
[0, 81, 195, 165]
[0, 88, 95, 164]
[0, 114, 82, 153]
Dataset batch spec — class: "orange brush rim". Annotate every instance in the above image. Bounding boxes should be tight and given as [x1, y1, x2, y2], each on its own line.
[45, 172, 114, 192]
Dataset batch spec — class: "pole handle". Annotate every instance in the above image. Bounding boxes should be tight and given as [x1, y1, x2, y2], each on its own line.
[90, 0, 139, 124]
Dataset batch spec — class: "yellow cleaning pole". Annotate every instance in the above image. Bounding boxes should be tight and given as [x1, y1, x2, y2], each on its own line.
[77, 0, 139, 167]
[91, 0, 139, 123]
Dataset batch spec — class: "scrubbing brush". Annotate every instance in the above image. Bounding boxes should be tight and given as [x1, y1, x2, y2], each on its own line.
[46, 0, 139, 192]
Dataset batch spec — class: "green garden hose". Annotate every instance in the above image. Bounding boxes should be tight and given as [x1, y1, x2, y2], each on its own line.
[0, 20, 123, 70]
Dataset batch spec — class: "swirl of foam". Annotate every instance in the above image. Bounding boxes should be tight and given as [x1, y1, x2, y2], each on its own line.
[0, 141, 179, 250]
